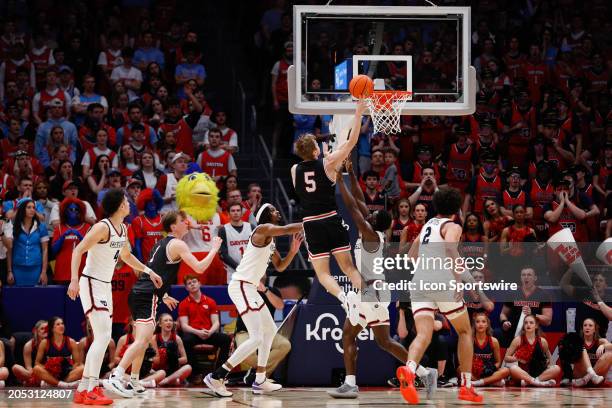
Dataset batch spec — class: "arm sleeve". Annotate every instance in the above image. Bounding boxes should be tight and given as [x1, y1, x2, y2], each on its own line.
[217, 227, 239, 270]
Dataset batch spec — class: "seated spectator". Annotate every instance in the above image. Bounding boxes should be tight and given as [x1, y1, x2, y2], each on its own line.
[96, 168, 123, 207]
[79, 320, 115, 379]
[114, 319, 165, 388]
[49, 180, 97, 228]
[132, 150, 167, 194]
[504, 314, 560, 387]
[178, 276, 231, 373]
[110, 48, 143, 102]
[128, 124, 153, 162]
[86, 156, 112, 199]
[482, 199, 511, 243]
[500, 204, 536, 257]
[51, 198, 89, 284]
[5, 198, 49, 286]
[154, 314, 192, 387]
[196, 128, 237, 184]
[33, 316, 83, 388]
[134, 31, 165, 71]
[470, 313, 509, 387]
[465, 270, 495, 318]
[237, 277, 291, 385]
[34, 98, 78, 169]
[498, 266, 552, 347]
[579, 318, 611, 382]
[12, 320, 47, 386]
[218, 203, 252, 282]
[459, 213, 486, 262]
[219, 189, 253, 225]
[119, 144, 141, 177]
[45, 144, 72, 181]
[81, 128, 119, 178]
[174, 43, 206, 99]
[242, 182, 262, 213]
[404, 144, 441, 190]
[203, 110, 237, 154]
[360, 171, 385, 214]
[79, 103, 117, 151]
[399, 203, 427, 254]
[31, 67, 71, 125]
[45, 123, 72, 159]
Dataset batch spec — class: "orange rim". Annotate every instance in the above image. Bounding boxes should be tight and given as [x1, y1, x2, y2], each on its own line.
[368, 90, 412, 110]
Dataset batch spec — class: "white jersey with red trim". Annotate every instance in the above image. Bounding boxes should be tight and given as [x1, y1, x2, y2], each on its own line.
[412, 217, 456, 285]
[231, 226, 275, 286]
[224, 222, 252, 276]
[82, 219, 128, 282]
[182, 213, 221, 252]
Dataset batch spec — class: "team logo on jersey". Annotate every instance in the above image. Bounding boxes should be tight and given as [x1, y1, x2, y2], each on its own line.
[100, 300, 107, 307]
[306, 312, 373, 354]
[110, 241, 125, 248]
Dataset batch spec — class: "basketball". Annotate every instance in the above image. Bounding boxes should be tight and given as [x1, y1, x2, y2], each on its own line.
[349, 74, 374, 99]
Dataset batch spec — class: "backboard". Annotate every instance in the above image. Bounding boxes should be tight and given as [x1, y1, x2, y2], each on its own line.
[289, 5, 476, 116]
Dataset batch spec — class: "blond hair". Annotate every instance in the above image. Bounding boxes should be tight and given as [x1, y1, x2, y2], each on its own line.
[294, 134, 318, 160]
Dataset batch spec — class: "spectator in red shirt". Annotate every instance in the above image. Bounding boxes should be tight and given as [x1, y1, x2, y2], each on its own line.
[178, 275, 231, 373]
[51, 198, 89, 284]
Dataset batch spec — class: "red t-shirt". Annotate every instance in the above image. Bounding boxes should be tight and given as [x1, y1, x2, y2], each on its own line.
[178, 294, 219, 331]
[52, 223, 90, 282]
[112, 264, 137, 324]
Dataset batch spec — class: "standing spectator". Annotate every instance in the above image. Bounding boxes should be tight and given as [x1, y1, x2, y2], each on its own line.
[34, 98, 79, 169]
[500, 205, 536, 258]
[71, 75, 108, 124]
[12, 320, 47, 386]
[203, 110, 238, 154]
[174, 43, 205, 97]
[110, 48, 142, 102]
[500, 167, 532, 218]
[158, 89, 203, 159]
[217, 203, 252, 282]
[29, 31, 55, 88]
[242, 183, 262, 214]
[0, 43, 35, 102]
[407, 167, 438, 220]
[49, 180, 97, 228]
[32, 67, 71, 125]
[81, 128, 119, 178]
[78, 102, 117, 151]
[236, 276, 292, 386]
[97, 31, 123, 91]
[134, 31, 165, 71]
[482, 200, 511, 243]
[527, 161, 555, 240]
[3, 177, 46, 221]
[132, 150, 167, 193]
[270, 41, 293, 157]
[64, 34, 91, 85]
[503, 36, 526, 82]
[116, 103, 157, 147]
[34, 180, 56, 232]
[5, 199, 49, 286]
[362, 171, 385, 214]
[132, 188, 164, 263]
[118, 145, 141, 177]
[196, 128, 237, 182]
[51, 198, 89, 284]
[178, 276, 232, 374]
[462, 154, 501, 219]
[388, 199, 412, 243]
[161, 152, 188, 213]
[399, 203, 427, 254]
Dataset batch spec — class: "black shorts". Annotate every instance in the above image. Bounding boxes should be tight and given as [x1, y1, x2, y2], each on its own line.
[128, 291, 159, 324]
[303, 211, 351, 260]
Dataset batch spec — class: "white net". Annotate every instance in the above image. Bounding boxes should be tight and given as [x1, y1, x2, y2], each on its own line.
[365, 91, 412, 135]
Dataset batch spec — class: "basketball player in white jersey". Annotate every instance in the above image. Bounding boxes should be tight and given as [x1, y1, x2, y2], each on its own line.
[67, 188, 163, 405]
[204, 204, 303, 397]
[217, 202, 252, 282]
[398, 187, 484, 404]
[291, 101, 367, 325]
[328, 162, 437, 399]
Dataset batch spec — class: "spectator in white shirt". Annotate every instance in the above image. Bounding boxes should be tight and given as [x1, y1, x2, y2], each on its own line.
[110, 47, 142, 102]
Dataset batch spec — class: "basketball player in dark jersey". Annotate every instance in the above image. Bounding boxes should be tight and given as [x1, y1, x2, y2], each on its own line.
[105, 210, 222, 398]
[291, 101, 367, 324]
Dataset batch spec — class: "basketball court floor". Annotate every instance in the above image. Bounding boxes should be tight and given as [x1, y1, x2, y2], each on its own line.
[0, 387, 609, 407]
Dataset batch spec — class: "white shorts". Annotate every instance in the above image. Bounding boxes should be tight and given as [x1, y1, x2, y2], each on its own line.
[411, 290, 465, 319]
[228, 280, 265, 316]
[79, 275, 113, 317]
[358, 301, 390, 328]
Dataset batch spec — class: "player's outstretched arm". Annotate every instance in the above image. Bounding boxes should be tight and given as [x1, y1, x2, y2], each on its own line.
[271, 233, 303, 272]
[68, 222, 108, 300]
[256, 222, 303, 237]
[345, 160, 369, 218]
[324, 100, 368, 172]
[170, 237, 223, 275]
[336, 168, 377, 242]
[119, 243, 163, 288]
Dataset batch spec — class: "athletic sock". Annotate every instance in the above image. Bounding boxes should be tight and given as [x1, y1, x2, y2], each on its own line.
[472, 379, 484, 387]
[77, 377, 89, 392]
[88, 377, 99, 392]
[130, 373, 139, 382]
[255, 372, 266, 385]
[345, 375, 356, 387]
[406, 360, 417, 373]
[461, 372, 472, 388]
[415, 365, 429, 378]
[112, 366, 125, 378]
[212, 365, 230, 380]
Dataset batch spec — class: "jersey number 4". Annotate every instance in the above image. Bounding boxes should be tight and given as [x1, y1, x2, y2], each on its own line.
[304, 171, 316, 192]
[113, 250, 120, 262]
[421, 226, 432, 244]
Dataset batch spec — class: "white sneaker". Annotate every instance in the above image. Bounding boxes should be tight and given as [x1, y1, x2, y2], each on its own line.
[204, 373, 233, 397]
[252, 378, 282, 394]
[591, 374, 604, 385]
[127, 379, 146, 396]
[422, 368, 438, 399]
[103, 376, 134, 398]
[346, 290, 360, 326]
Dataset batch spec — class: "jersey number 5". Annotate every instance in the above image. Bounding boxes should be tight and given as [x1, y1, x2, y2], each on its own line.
[421, 227, 432, 244]
[304, 171, 316, 192]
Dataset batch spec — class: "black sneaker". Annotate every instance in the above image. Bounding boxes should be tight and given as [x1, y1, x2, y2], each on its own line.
[243, 368, 256, 386]
[387, 377, 400, 388]
[438, 375, 449, 388]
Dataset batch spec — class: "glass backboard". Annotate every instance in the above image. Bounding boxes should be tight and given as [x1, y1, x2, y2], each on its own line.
[289, 5, 476, 116]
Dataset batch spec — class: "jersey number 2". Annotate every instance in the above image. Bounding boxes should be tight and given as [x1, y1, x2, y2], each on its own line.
[421, 227, 432, 244]
[304, 171, 316, 192]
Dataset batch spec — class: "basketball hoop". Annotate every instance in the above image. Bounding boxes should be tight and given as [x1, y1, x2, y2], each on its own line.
[365, 90, 412, 135]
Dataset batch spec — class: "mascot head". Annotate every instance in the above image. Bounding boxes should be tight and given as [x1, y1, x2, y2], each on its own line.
[60, 197, 85, 226]
[176, 172, 219, 221]
[137, 188, 164, 218]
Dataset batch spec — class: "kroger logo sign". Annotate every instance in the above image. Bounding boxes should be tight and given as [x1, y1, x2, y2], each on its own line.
[305, 312, 374, 353]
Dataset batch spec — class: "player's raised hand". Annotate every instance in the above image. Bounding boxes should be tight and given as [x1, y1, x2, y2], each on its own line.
[67, 278, 80, 300]
[163, 295, 179, 311]
[149, 270, 163, 288]
[211, 236, 222, 252]
[355, 98, 368, 115]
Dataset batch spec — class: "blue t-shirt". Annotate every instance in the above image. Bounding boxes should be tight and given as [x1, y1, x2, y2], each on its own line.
[3, 199, 45, 216]
[9, 221, 49, 266]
